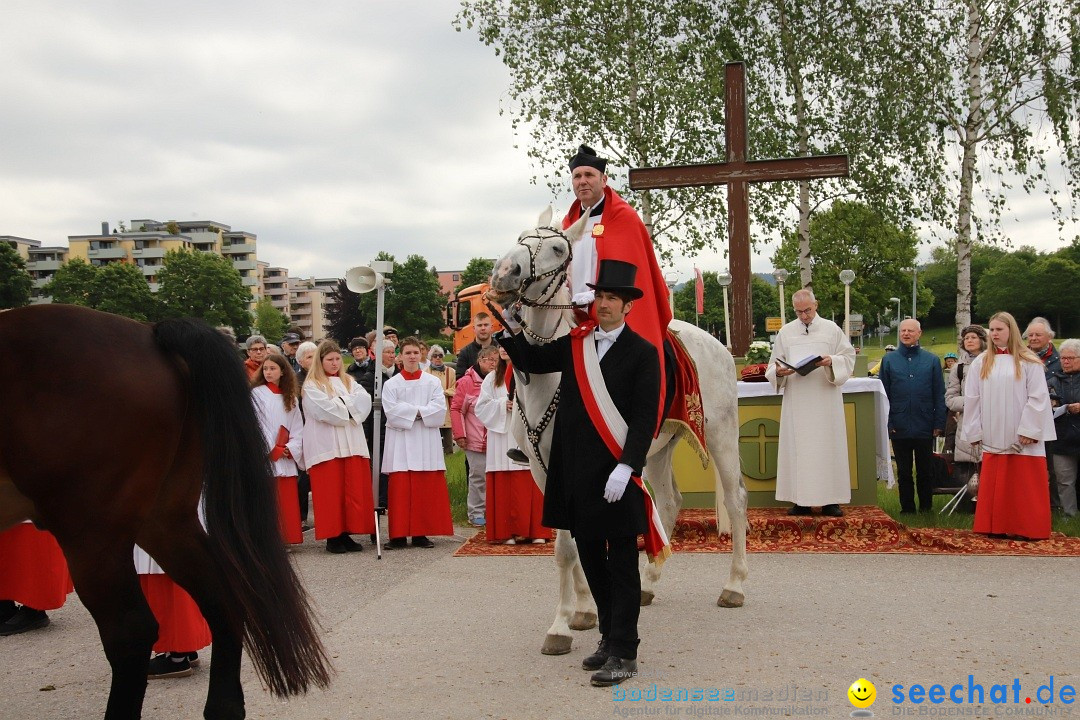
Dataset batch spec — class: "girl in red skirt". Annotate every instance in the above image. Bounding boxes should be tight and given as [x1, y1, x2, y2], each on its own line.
[302, 340, 375, 553]
[135, 544, 211, 678]
[474, 346, 551, 544]
[252, 355, 306, 545]
[961, 311, 1057, 540]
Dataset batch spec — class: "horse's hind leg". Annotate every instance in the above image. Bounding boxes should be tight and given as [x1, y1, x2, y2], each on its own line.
[713, 434, 748, 608]
[640, 437, 680, 606]
[142, 517, 245, 720]
[63, 543, 157, 720]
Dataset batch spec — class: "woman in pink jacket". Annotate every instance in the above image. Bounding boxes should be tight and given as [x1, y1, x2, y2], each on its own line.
[451, 346, 497, 526]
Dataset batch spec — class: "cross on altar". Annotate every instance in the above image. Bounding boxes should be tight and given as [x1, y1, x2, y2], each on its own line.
[629, 61, 849, 358]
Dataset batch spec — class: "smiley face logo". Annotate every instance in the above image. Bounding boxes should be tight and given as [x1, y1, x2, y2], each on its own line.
[848, 678, 876, 709]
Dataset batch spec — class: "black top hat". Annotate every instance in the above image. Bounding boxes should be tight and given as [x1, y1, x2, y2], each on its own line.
[569, 144, 608, 173]
[587, 259, 644, 300]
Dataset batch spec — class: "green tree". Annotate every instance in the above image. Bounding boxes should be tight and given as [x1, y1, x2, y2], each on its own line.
[718, 0, 946, 290]
[254, 297, 289, 344]
[975, 254, 1036, 321]
[771, 201, 929, 324]
[898, 0, 1080, 330]
[157, 250, 251, 334]
[0, 242, 33, 309]
[456, 257, 495, 293]
[95, 262, 158, 321]
[673, 271, 726, 335]
[1031, 255, 1080, 335]
[920, 244, 1009, 329]
[324, 278, 369, 346]
[456, 0, 733, 261]
[46, 257, 101, 307]
[386, 254, 448, 337]
[750, 275, 781, 341]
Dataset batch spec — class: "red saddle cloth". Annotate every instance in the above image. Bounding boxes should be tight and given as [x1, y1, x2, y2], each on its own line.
[662, 328, 709, 467]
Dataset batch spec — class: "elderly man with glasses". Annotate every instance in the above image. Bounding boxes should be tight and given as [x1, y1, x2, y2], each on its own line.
[765, 288, 857, 517]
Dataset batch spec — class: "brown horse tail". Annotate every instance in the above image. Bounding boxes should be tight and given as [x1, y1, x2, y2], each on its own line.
[153, 318, 332, 696]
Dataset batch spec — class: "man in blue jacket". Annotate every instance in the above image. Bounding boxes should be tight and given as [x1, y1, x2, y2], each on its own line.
[880, 319, 947, 513]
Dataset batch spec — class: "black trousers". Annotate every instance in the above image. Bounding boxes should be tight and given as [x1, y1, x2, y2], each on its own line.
[297, 469, 311, 523]
[575, 534, 640, 660]
[892, 436, 934, 512]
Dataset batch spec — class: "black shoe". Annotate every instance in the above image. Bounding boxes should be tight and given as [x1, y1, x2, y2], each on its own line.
[787, 504, 811, 516]
[186, 651, 200, 667]
[386, 537, 408, 549]
[325, 537, 347, 554]
[821, 504, 843, 517]
[582, 638, 611, 671]
[0, 600, 16, 625]
[340, 534, 363, 552]
[0, 606, 49, 636]
[506, 448, 530, 464]
[411, 536, 435, 548]
[147, 652, 193, 679]
[590, 656, 638, 687]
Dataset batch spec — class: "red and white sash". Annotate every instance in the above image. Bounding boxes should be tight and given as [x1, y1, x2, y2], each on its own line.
[569, 322, 671, 566]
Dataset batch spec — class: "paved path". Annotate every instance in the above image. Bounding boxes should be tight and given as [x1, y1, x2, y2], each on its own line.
[4, 529, 1078, 718]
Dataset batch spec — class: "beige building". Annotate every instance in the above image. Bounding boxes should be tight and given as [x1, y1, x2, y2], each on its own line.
[288, 276, 333, 341]
[261, 265, 291, 317]
[26, 245, 69, 303]
[1, 235, 40, 262]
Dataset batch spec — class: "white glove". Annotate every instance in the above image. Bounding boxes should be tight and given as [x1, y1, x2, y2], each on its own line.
[603, 463, 633, 503]
[571, 290, 595, 307]
[500, 308, 521, 332]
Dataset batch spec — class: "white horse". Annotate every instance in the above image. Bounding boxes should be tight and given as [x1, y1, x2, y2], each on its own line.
[487, 207, 749, 656]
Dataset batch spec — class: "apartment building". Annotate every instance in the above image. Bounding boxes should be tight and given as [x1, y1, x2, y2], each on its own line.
[288, 276, 332, 340]
[26, 245, 69, 303]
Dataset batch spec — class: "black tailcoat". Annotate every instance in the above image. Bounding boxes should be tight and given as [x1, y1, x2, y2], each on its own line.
[498, 325, 660, 538]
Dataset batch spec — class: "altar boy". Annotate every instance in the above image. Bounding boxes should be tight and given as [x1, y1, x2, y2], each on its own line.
[381, 336, 454, 548]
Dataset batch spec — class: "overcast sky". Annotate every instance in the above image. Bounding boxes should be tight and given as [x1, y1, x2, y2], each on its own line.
[2, 0, 1076, 288]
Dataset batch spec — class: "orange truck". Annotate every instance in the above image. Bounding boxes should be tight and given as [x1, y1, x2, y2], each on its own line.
[444, 283, 503, 354]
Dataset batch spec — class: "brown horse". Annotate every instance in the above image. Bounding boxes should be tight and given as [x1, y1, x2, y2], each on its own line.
[0, 305, 330, 719]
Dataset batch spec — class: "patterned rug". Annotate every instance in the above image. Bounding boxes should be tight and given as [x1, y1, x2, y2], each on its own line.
[453, 507, 1080, 557]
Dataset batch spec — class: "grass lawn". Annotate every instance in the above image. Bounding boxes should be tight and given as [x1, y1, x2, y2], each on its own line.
[876, 481, 1080, 537]
[445, 450, 470, 526]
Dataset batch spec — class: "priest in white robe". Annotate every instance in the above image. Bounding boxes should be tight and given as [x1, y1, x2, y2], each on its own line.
[382, 337, 454, 548]
[765, 288, 857, 516]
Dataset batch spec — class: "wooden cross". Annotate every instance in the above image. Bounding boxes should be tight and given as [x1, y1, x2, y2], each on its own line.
[629, 61, 849, 358]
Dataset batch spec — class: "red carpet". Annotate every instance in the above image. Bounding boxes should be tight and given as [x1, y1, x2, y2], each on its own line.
[454, 506, 1080, 557]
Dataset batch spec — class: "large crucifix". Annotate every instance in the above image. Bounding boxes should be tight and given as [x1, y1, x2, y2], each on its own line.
[629, 61, 850, 358]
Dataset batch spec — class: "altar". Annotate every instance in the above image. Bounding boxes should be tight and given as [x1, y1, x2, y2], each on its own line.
[672, 377, 892, 511]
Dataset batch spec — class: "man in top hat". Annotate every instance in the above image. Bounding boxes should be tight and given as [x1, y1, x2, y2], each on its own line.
[497, 258, 662, 689]
[563, 144, 672, 432]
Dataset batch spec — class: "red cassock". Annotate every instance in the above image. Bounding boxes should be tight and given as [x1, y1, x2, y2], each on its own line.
[0, 523, 74, 610]
[388, 471, 454, 538]
[485, 470, 552, 543]
[276, 476, 303, 544]
[139, 574, 212, 653]
[973, 453, 1052, 539]
[563, 186, 672, 432]
[308, 456, 376, 539]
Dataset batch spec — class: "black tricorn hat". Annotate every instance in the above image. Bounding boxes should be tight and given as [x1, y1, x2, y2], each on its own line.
[569, 144, 607, 173]
[587, 259, 644, 300]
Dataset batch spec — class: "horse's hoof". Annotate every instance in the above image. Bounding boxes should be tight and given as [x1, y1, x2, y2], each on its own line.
[717, 589, 745, 608]
[569, 611, 597, 631]
[640, 590, 654, 606]
[541, 634, 573, 655]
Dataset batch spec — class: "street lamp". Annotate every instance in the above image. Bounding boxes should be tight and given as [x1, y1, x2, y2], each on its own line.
[346, 258, 394, 558]
[840, 269, 855, 338]
[889, 296, 901, 345]
[664, 271, 679, 318]
[772, 268, 790, 324]
[718, 271, 732, 351]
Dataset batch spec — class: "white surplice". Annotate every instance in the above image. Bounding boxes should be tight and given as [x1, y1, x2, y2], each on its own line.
[474, 372, 528, 473]
[381, 372, 447, 473]
[765, 316, 857, 506]
[252, 385, 306, 475]
[960, 353, 1056, 456]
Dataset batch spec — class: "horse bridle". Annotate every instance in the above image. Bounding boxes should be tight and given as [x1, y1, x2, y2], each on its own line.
[489, 225, 577, 473]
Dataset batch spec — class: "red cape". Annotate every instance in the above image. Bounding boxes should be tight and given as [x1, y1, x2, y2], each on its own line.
[563, 186, 671, 431]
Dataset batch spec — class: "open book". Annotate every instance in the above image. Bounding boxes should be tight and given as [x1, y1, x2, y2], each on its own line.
[777, 355, 823, 376]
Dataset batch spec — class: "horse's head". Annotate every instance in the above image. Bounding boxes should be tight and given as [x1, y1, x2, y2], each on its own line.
[488, 207, 589, 307]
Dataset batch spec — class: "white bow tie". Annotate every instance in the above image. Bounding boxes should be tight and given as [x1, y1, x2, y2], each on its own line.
[595, 328, 619, 343]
